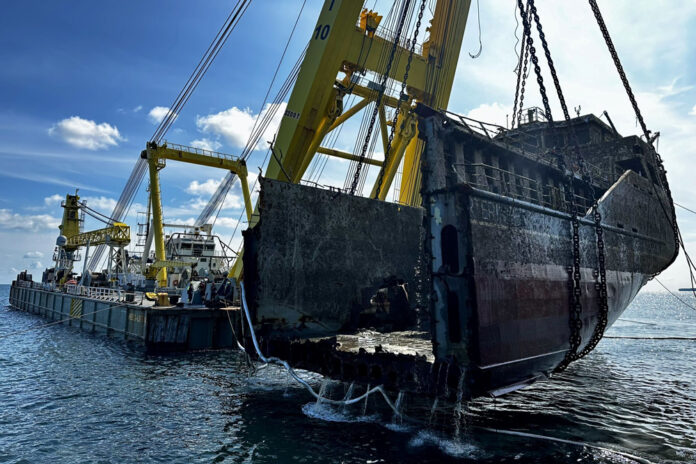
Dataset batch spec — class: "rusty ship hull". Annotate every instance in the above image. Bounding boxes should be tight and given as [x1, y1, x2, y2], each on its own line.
[425, 181, 671, 397]
[242, 107, 677, 400]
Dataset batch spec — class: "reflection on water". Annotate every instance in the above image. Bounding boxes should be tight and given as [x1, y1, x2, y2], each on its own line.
[0, 287, 694, 463]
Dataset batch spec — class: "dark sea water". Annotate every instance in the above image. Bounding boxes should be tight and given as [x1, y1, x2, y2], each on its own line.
[0, 284, 694, 463]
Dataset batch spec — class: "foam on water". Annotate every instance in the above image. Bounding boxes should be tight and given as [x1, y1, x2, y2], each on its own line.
[408, 430, 481, 459]
[302, 402, 379, 423]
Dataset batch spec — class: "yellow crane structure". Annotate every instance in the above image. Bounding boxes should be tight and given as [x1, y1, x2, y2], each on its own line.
[144, 142, 253, 288]
[263, 1, 470, 204]
[54, 193, 131, 284]
[65, 223, 130, 249]
[145, 0, 471, 286]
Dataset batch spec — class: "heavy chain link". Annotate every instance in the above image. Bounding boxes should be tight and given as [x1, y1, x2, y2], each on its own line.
[518, 0, 610, 371]
[373, 0, 426, 199]
[511, 3, 531, 128]
[588, 0, 679, 260]
[516, 0, 553, 123]
[559, 0, 684, 366]
[528, 1, 570, 121]
[350, 0, 413, 196]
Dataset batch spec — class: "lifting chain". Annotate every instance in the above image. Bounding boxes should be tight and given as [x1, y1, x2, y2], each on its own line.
[350, 0, 413, 196]
[373, 0, 427, 199]
[518, 0, 610, 372]
[511, 2, 531, 128]
[528, 1, 570, 121]
[588, 0, 679, 259]
[516, 0, 553, 123]
[571, 177, 609, 361]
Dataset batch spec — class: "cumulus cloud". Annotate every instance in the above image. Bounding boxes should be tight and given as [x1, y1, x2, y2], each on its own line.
[190, 138, 222, 152]
[31, 261, 44, 270]
[148, 106, 177, 124]
[133, 105, 143, 113]
[0, 209, 60, 232]
[466, 102, 513, 128]
[163, 217, 196, 226]
[44, 194, 63, 206]
[49, 116, 124, 150]
[23, 251, 44, 259]
[186, 178, 222, 196]
[83, 196, 117, 212]
[195, 102, 286, 149]
[215, 217, 239, 229]
[183, 177, 245, 211]
[690, 105, 696, 116]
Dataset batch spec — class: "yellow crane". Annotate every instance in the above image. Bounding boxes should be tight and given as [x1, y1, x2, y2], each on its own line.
[262, 1, 470, 204]
[54, 193, 131, 285]
[144, 142, 253, 287]
[145, 0, 471, 285]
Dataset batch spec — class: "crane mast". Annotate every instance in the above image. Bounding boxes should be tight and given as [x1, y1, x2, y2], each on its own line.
[146, 0, 472, 282]
[263, 0, 471, 203]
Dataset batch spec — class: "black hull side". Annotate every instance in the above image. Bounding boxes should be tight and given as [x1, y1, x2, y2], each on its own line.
[420, 112, 677, 397]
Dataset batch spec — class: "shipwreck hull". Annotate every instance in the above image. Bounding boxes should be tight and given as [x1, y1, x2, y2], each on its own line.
[420, 108, 677, 397]
[243, 108, 676, 400]
[430, 185, 654, 396]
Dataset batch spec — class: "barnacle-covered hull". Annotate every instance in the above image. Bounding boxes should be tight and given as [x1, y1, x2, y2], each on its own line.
[419, 108, 677, 396]
[242, 108, 677, 399]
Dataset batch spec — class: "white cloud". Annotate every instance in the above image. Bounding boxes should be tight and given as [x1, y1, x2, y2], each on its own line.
[466, 102, 512, 128]
[215, 217, 239, 229]
[186, 178, 222, 196]
[133, 105, 143, 113]
[190, 138, 222, 152]
[83, 196, 117, 212]
[0, 209, 60, 232]
[48, 116, 124, 150]
[148, 106, 177, 124]
[31, 261, 44, 270]
[690, 105, 696, 116]
[163, 217, 195, 226]
[23, 251, 44, 259]
[44, 194, 63, 206]
[195, 102, 287, 149]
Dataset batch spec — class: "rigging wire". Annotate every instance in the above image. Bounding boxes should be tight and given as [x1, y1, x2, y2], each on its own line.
[654, 278, 696, 311]
[208, 3, 308, 230]
[349, 0, 413, 195]
[468, 0, 483, 59]
[373, 0, 427, 199]
[152, 0, 253, 144]
[675, 202, 696, 216]
[89, 2, 253, 270]
[78, 202, 116, 225]
[244, 0, 307, 153]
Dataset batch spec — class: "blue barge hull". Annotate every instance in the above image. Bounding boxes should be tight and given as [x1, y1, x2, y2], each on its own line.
[8, 282, 238, 352]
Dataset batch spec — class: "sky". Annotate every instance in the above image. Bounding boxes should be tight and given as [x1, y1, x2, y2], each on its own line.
[0, 0, 695, 291]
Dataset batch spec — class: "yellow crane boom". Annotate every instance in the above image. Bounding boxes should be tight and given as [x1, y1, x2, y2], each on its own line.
[65, 223, 131, 248]
[144, 0, 471, 284]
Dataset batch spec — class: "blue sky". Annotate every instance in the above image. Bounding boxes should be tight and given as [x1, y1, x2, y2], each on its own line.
[1, 0, 695, 290]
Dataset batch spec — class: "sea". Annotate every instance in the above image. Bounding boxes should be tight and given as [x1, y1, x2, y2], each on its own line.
[0, 284, 694, 463]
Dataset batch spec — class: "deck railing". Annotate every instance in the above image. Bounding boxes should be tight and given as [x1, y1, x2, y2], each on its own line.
[65, 284, 124, 302]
